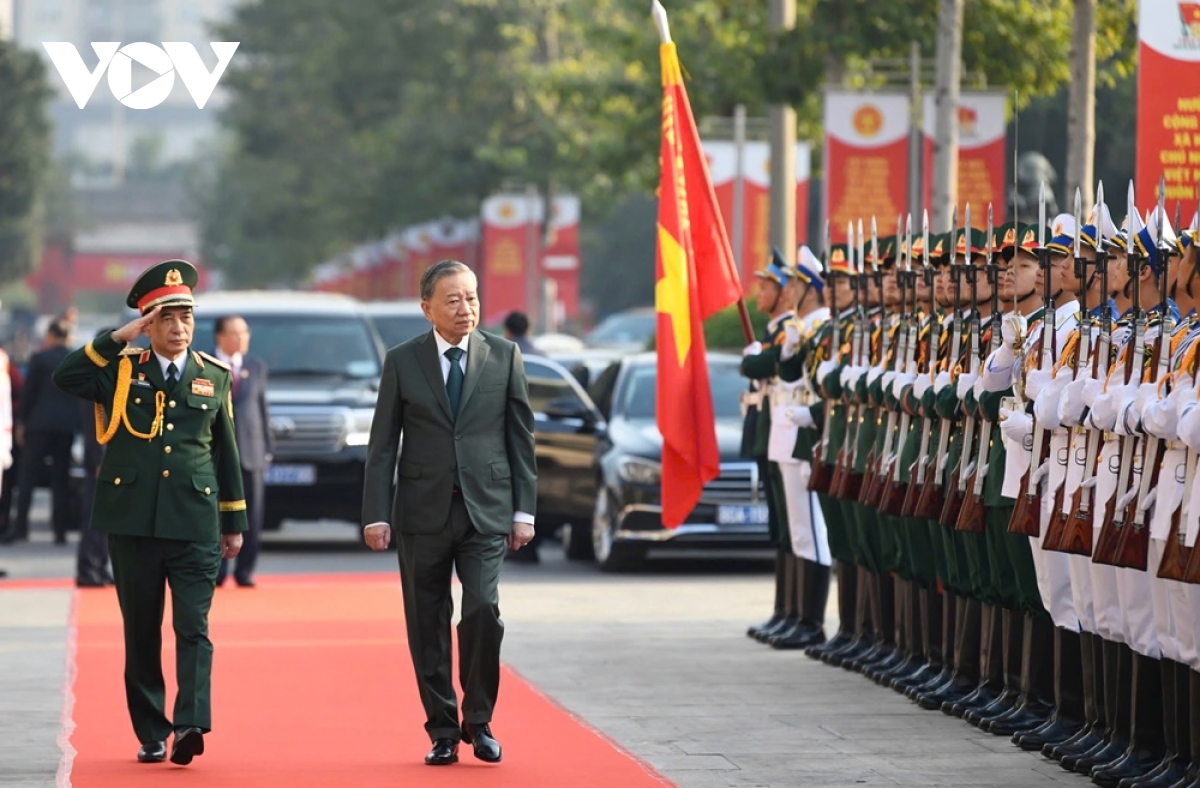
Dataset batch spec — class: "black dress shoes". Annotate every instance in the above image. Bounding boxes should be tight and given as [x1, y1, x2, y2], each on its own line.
[76, 575, 109, 588]
[425, 738, 459, 766]
[170, 727, 204, 765]
[137, 740, 166, 763]
[462, 722, 502, 763]
[235, 577, 257, 588]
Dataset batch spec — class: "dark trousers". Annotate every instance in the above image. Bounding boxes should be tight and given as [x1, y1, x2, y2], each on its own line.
[75, 475, 109, 581]
[217, 468, 263, 584]
[12, 430, 74, 540]
[396, 495, 507, 742]
[108, 535, 221, 744]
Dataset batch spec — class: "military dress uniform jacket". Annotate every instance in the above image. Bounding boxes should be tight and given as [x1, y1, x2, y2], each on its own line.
[52, 331, 248, 541]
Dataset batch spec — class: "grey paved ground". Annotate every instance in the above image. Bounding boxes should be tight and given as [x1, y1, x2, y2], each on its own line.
[0, 505, 1092, 787]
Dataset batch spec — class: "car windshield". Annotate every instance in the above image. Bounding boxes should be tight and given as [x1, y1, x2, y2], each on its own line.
[192, 315, 381, 379]
[616, 360, 743, 421]
[370, 314, 429, 348]
[584, 311, 656, 348]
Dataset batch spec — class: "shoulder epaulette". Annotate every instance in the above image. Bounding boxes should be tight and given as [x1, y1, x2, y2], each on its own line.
[196, 351, 231, 372]
[119, 346, 146, 356]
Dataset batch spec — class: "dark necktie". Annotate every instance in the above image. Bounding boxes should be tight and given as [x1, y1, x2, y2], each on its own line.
[444, 347, 464, 417]
[166, 361, 179, 392]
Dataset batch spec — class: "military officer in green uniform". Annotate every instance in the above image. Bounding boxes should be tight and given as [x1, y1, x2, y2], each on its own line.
[53, 260, 247, 766]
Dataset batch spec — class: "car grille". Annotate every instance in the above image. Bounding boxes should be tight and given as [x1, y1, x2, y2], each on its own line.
[269, 407, 345, 455]
[699, 462, 763, 505]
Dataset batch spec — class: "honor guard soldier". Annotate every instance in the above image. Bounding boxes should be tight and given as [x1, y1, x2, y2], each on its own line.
[53, 260, 247, 766]
[745, 250, 805, 645]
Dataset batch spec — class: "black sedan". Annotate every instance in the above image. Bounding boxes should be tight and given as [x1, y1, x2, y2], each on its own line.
[566, 352, 770, 571]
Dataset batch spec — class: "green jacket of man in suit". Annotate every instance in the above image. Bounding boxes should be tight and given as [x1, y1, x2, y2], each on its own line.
[52, 260, 246, 767]
[362, 260, 537, 766]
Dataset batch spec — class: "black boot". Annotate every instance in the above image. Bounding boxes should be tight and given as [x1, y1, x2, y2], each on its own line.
[1090, 652, 1167, 786]
[982, 613, 1054, 736]
[749, 550, 788, 639]
[916, 595, 979, 710]
[1048, 631, 1108, 761]
[844, 570, 894, 672]
[762, 553, 802, 644]
[908, 588, 956, 698]
[966, 606, 1023, 724]
[885, 579, 930, 689]
[1070, 640, 1135, 773]
[808, 560, 856, 659]
[1114, 660, 1190, 788]
[944, 602, 1004, 716]
[773, 559, 830, 650]
[1015, 626, 1086, 750]
[870, 578, 914, 682]
[826, 567, 875, 666]
[894, 585, 942, 693]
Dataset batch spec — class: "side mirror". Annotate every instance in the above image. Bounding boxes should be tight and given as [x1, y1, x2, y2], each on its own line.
[544, 396, 592, 421]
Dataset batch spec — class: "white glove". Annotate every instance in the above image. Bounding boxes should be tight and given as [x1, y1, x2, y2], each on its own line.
[1033, 367, 1073, 428]
[743, 341, 763, 357]
[1179, 400, 1200, 453]
[913, 373, 934, 401]
[891, 371, 916, 399]
[1142, 391, 1181, 440]
[1059, 373, 1091, 426]
[1088, 383, 1133, 432]
[882, 370, 897, 394]
[1081, 375, 1105, 409]
[817, 360, 839, 384]
[785, 406, 815, 428]
[999, 407, 1033, 447]
[866, 366, 884, 386]
[1132, 381, 1158, 425]
[0, 448, 10, 472]
[1025, 367, 1052, 401]
[934, 370, 953, 393]
[956, 371, 979, 400]
[781, 324, 801, 360]
[973, 374, 987, 399]
[1002, 312, 1028, 347]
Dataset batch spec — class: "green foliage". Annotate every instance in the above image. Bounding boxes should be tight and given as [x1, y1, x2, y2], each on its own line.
[0, 41, 53, 284]
[704, 302, 767, 350]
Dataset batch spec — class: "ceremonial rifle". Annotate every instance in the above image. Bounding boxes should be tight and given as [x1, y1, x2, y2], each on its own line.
[882, 212, 927, 515]
[906, 212, 949, 517]
[949, 206, 985, 529]
[1009, 182, 1055, 537]
[1114, 176, 1172, 570]
[1095, 181, 1148, 564]
[1045, 189, 1089, 551]
[959, 205, 1000, 532]
[808, 219, 836, 494]
[834, 221, 868, 500]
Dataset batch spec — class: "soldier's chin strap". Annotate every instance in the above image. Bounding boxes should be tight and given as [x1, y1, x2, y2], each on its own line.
[95, 356, 166, 444]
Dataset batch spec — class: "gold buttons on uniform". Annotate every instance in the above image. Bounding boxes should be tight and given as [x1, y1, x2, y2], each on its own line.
[201, 404, 208, 410]
[162, 470, 170, 478]
[164, 446, 172, 454]
[204, 487, 211, 495]
[167, 424, 174, 431]
[169, 400, 176, 408]
[114, 478, 121, 485]
[135, 397, 141, 404]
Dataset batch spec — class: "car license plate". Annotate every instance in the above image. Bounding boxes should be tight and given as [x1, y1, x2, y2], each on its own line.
[265, 464, 316, 486]
[717, 504, 769, 525]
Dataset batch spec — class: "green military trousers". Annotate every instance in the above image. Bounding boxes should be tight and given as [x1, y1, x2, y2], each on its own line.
[108, 534, 221, 744]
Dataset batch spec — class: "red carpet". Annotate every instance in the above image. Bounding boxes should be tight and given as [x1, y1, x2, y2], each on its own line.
[65, 573, 673, 788]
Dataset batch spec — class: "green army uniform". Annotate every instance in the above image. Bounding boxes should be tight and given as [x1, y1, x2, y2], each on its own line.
[52, 261, 247, 754]
[741, 313, 792, 551]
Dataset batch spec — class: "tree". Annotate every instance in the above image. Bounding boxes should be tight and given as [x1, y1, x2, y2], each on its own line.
[0, 41, 53, 284]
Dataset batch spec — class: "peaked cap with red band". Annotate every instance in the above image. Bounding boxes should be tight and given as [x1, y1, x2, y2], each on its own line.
[126, 260, 199, 314]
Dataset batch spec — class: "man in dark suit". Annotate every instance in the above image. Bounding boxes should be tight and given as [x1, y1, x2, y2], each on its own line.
[213, 315, 272, 587]
[75, 329, 114, 587]
[6, 320, 79, 544]
[363, 260, 538, 767]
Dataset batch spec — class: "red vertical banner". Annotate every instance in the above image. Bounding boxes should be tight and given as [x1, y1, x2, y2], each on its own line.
[541, 195, 581, 324]
[480, 194, 542, 324]
[922, 92, 1007, 223]
[703, 140, 812, 287]
[823, 91, 910, 243]
[1138, 0, 1200, 213]
[404, 224, 436, 297]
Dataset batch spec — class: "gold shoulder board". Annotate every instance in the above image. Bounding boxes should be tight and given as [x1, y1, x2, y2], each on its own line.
[197, 351, 231, 372]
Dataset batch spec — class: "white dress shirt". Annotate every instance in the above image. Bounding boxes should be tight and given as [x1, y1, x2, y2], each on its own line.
[364, 329, 534, 531]
[154, 350, 189, 381]
[215, 349, 243, 378]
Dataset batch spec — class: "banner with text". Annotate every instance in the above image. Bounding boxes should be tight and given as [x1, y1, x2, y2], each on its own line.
[922, 92, 1007, 224]
[824, 91, 910, 244]
[1138, 0, 1200, 214]
[703, 141, 811, 285]
[480, 194, 543, 325]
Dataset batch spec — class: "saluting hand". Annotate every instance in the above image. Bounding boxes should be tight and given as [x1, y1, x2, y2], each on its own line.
[112, 306, 161, 343]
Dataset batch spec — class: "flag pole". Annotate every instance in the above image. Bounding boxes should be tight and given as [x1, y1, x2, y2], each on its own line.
[653, 0, 754, 343]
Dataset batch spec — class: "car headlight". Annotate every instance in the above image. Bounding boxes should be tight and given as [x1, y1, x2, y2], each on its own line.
[344, 407, 375, 447]
[618, 456, 661, 485]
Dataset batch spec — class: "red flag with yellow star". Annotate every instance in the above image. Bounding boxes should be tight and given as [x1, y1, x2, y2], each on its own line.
[656, 40, 743, 528]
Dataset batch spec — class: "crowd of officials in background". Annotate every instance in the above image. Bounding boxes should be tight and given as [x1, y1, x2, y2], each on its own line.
[0, 309, 272, 588]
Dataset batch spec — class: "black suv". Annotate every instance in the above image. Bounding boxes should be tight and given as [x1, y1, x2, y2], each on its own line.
[190, 291, 384, 530]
